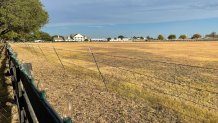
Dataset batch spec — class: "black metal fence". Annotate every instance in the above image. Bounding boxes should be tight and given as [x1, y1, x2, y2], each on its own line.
[6, 43, 72, 123]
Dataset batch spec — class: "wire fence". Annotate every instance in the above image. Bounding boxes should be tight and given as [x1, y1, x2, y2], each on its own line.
[6, 43, 73, 123]
[10, 43, 218, 122]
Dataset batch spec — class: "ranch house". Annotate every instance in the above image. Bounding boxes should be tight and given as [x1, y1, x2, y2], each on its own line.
[71, 34, 87, 41]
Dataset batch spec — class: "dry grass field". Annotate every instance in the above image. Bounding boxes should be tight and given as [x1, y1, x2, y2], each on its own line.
[11, 42, 218, 122]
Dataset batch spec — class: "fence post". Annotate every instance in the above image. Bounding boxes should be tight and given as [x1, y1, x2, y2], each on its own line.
[88, 47, 108, 91]
[174, 63, 177, 83]
[53, 47, 65, 69]
[38, 45, 48, 61]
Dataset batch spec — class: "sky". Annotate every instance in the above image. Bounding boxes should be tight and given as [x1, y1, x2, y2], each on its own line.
[41, 0, 218, 38]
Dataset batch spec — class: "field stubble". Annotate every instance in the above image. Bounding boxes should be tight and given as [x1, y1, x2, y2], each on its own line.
[11, 42, 218, 122]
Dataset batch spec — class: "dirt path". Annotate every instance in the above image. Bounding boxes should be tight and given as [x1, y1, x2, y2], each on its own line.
[0, 44, 18, 123]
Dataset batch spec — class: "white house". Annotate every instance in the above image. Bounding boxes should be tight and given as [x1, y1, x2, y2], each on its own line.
[91, 38, 108, 42]
[34, 40, 44, 43]
[53, 36, 64, 42]
[64, 36, 74, 42]
[122, 38, 132, 41]
[110, 38, 131, 42]
[71, 34, 87, 41]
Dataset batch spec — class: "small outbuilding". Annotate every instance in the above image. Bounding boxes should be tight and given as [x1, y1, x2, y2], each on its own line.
[53, 36, 64, 42]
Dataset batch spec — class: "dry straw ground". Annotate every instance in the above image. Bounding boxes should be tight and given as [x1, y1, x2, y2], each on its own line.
[0, 44, 18, 123]
[11, 42, 218, 123]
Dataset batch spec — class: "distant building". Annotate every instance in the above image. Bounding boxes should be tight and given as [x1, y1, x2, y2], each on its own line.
[64, 36, 74, 42]
[34, 40, 44, 43]
[53, 36, 64, 42]
[122, 38, 132, 41]
[71, 34, 87, 41]
[91, 38, 108, 42]
[110, 38, 131, 42]
[53, 34, 90, 42]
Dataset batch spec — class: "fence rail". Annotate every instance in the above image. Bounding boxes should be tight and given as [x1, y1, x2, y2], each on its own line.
[6, 43, 72, 123]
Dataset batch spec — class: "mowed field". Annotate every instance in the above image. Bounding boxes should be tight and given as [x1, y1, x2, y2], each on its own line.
[11, 42, 218, 122]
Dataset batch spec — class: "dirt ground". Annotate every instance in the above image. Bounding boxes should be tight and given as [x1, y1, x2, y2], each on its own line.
[11, 42, 218, 122]
[0, 44, 18, 123]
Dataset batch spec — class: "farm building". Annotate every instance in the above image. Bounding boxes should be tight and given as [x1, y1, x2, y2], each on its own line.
[34, 40, 44, 43]
[110, 38, 132, 42]
[53, 36, 64, 42]
[53, 34, 89, 42]
[91, 38, 108, 42]
[64, 36, 74, 42]
[70, 34, 88, 41]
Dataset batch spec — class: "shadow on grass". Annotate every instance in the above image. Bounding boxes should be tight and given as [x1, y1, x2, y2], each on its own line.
[0, 45, 16, 123]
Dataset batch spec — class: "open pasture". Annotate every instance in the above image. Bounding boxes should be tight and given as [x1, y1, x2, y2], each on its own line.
[11, 42, 218, 122]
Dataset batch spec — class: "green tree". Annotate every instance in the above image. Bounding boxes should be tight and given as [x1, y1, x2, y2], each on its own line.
[179, 34, 187, 40]
[0, 0, 48, 37]
[107, 37, 111, 41]
[34, 31, 52, 41]
[146, 36, 153, 40]
[158, 35, 164, 40]
[168, 34, 176, 40]
[191, 34, 202, 39]
[0, 31, 18, 40]
[118, 35, 124, 40]
[210, 32, 217, 39]
[14, 32, 34, 42]
[41, 32, 52, 41]
[206, 32, 217, 39]
[133, 36, 137, 39]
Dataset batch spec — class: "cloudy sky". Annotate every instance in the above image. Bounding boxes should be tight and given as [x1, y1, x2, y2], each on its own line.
[41, 0, 218, 38]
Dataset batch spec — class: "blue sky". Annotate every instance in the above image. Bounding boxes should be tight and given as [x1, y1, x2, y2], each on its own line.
[41, 0, 218, 38]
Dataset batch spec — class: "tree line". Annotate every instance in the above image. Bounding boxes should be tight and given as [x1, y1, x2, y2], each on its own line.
[157, 32, 218, 40]
[158, 34, 201, 40]
[108, 32, 218, 42]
